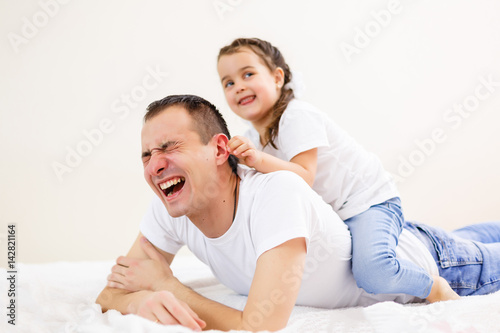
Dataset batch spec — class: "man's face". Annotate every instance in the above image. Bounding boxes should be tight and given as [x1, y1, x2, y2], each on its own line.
[141, 106, 218, 217]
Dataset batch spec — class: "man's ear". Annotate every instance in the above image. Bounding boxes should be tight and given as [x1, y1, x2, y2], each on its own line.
[213, 133, 230, 166]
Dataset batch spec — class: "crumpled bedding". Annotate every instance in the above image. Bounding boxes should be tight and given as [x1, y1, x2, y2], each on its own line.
[2, 254, 499, 333]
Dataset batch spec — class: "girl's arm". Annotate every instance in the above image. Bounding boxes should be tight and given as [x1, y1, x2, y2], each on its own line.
[227, 135, 318, 186]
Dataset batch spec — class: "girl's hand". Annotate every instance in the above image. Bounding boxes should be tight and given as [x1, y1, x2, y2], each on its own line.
[227, 135, 262, 168]
[107, 237, 173, 292]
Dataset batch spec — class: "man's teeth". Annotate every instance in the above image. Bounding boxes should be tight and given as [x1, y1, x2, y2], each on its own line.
[159, 177, 185, 190]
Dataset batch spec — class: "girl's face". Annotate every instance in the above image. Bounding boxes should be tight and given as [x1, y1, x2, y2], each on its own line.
[217, 48, 284, 128]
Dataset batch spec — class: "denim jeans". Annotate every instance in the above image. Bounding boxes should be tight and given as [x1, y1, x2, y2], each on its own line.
[405, 221, 500, 296]
[345, 197, 434, 298]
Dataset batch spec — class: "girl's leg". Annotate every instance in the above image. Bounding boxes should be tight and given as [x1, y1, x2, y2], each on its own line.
[452, 221, 500, 243]
[344, 198, 434, 298]
[406, 221, 500, 296]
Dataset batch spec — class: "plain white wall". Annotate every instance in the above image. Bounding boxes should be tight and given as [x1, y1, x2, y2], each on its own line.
[1, 0, 499, 265]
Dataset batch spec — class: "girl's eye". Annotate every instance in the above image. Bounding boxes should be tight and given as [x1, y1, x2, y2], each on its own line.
[244, 72, 253, 78]
[224, 81, 234, 88]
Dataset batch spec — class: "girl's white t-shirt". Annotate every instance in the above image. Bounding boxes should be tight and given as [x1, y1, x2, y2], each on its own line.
[246, 99, 400, 220]
[140, 167, 437, 309]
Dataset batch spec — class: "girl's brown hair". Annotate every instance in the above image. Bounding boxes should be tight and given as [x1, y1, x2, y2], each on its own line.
[218, 38, 295, 149]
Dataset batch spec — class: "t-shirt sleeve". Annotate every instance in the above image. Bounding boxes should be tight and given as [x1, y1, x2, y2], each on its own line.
[139, 196, 185, 255]
[250, 172, 312, 259]
[278, 102, 330, 161]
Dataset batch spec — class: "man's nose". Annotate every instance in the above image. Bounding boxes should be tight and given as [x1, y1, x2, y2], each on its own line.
[147, 152, 168, 176]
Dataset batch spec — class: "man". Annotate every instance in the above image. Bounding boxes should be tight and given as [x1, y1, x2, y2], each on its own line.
[97, 94, 500, 332]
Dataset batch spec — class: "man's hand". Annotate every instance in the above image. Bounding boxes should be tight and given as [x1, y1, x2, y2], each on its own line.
[127, 290, 206, 331]
[107, 237, 173, 292]
[227, 135, 262, 168]
[98, 234, 205, 330]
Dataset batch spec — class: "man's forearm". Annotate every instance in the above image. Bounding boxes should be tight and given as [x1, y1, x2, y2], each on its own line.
[96, 287, 149, 314]
[102, 277, 246, 331]
[161, 277, 245, 331]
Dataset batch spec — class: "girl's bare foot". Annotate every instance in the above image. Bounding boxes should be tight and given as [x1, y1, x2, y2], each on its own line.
[426, 276, 461, 303]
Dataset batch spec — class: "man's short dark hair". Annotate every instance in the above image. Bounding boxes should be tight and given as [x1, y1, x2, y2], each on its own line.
[145, 94, 239, 174]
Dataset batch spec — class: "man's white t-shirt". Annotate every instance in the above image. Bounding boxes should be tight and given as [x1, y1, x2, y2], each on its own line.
[245, 99, 399, 220]
[140, 167, 438, 309]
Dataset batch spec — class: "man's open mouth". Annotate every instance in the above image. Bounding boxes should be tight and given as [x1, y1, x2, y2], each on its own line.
[159, 177, 185, 197]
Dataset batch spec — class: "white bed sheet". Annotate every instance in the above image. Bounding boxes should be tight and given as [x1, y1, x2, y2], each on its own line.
[1, 254, 499, 333]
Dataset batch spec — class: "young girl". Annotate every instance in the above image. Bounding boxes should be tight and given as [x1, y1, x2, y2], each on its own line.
[217, 37, 459, 302]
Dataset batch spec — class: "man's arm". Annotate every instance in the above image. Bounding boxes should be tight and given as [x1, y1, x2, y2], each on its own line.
[111, 236, 307, 332]
[96, 233, 205, 330]
[97, 233, 173, 311]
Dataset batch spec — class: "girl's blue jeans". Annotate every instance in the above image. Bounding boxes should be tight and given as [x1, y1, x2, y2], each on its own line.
[405, 221, 500, 296]
[345, 197, 434, 298]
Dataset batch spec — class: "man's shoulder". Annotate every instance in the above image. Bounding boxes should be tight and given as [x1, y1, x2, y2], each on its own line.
[238, 166, 307, 187]
[238, 166, 313, 201]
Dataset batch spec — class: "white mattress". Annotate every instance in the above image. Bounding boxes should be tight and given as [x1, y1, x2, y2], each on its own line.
[2, 254, 499, 333]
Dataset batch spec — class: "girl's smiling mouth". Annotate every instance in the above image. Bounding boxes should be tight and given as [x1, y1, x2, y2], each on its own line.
[238, 95, 256, 105]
